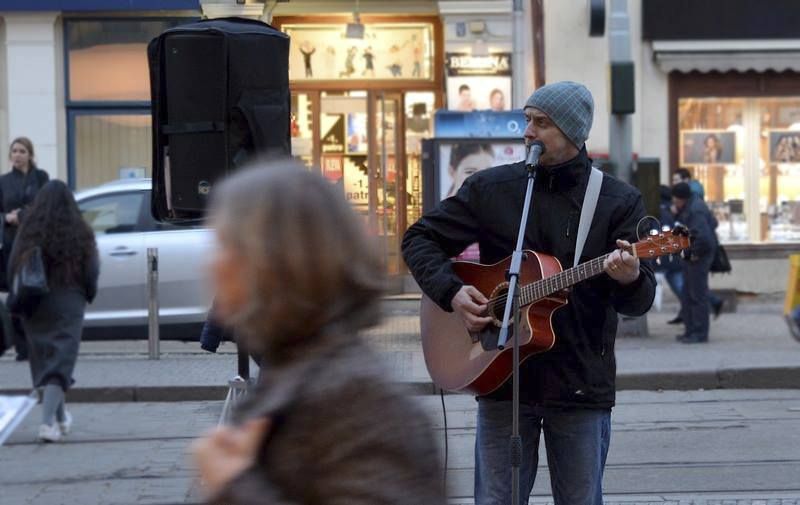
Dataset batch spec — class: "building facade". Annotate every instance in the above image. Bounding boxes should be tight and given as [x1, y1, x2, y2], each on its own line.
[0, 0, 531, 286]
[541, 0, 800, 294]
[1, 0, 796, 292]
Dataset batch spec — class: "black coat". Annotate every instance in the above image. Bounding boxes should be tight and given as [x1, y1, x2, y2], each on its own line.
[675, 194, 718, 262]
[0, 167, 49, 290]
[402, 149, 656, 408]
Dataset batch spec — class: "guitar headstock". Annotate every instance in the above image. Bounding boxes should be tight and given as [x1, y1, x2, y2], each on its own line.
[632, 225, 690, 259]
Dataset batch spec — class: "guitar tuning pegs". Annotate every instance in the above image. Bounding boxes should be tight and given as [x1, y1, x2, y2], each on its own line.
[661, 225, 671, 232]
[649, 228, 659, 236]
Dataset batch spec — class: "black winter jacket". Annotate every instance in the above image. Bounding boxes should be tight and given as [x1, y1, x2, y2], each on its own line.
[0, 167, 49, 290]
[402, 149, 656, 408]
[675, 194, 718, 262]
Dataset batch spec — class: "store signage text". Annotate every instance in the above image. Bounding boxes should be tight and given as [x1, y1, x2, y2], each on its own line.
[445, 53, 512, 76]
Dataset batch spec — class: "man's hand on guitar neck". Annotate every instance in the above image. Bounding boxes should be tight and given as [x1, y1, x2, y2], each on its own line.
[451, 285, 494, 332]
[603, 239, 640, 285]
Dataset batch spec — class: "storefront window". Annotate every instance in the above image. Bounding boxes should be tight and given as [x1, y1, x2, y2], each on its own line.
[759, 97, 800, 241]
[65, 18, 191, 189]
[66, 19, 185, 102]
[679, 96, 800, 243]
[72, 113, 151, 190]
[283, 23, 434, 82]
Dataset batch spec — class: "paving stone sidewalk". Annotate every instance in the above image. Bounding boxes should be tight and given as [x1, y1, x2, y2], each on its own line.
[1, 300, 798, 401]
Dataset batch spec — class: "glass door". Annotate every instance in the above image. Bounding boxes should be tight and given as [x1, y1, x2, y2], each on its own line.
[368, 92, 406, 275]
[315, 90, 407, 275]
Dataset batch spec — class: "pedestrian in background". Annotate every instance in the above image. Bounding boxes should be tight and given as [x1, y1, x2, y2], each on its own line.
[656, 184, 685, 313]
[667, 171, 724, 323]
[672, 167, 705, 201]
[1, 137, 50, 361]
[8, 180, 99, 442]
[191, 161, 444, 505]
[671, 182, 717, 343]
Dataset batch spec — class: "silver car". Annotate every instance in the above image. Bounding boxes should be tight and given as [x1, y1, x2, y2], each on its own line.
[75, 179, 214, 339]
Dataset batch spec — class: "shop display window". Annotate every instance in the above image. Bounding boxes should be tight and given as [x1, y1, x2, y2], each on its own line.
[679, 97, 800, 243]
[283, 22, 434, 82]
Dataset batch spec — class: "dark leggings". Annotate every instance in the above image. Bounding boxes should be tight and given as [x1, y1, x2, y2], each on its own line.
[12, 314, 27, 358]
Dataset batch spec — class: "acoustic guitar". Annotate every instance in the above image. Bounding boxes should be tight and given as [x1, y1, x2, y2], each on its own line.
[419, 226, 690, 395]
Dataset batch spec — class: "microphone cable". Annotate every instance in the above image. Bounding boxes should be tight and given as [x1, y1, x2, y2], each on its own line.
[439, 387, 448, 494]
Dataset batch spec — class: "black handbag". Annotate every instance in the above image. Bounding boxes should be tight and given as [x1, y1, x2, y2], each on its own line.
[709, 243, 732, 274]
[7, 246, 49, 314]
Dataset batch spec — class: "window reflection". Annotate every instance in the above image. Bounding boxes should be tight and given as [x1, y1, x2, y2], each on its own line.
[67, 20, 185, 102]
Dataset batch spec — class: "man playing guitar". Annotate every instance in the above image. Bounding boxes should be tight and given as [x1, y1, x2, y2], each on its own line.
[402, 81, 656, 505]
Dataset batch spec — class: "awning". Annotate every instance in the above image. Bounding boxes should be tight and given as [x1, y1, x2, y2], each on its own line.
[651, 40, 800, 73]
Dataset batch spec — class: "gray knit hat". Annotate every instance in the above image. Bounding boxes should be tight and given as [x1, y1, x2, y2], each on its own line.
[524, 81, 594, 149]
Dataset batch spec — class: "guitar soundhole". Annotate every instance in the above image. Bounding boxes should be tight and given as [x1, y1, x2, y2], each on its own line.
[488, 283, 511, 327]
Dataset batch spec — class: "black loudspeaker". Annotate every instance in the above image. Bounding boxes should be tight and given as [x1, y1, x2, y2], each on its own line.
[609, 61, 635, 115]
[148, 18, 291, 222]
[633, 157, 661, 220]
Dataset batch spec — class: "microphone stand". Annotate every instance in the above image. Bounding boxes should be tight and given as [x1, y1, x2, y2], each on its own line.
[496, 149, 538, 505]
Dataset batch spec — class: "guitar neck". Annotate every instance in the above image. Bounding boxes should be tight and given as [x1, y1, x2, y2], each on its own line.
[520, 253, 611, 306]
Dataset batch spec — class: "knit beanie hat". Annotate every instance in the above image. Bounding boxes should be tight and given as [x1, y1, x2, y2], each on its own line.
[524, 81, 594, 149]
[672, 182, 692, 200]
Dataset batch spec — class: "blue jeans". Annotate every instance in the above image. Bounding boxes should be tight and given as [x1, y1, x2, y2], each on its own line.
[681, 257, 713, 341]
[475, 398, 611, 505]
[662, 268, 721, 316]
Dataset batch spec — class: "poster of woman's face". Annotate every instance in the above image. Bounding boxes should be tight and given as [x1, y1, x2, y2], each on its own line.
[439, 142, 526, 200]
[769, 130, 800, 164]
[681, 130, 737, 165]
[446, 76, 512, 112]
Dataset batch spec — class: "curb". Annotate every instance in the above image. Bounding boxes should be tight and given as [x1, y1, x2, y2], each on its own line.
[2, 367, 798, 402]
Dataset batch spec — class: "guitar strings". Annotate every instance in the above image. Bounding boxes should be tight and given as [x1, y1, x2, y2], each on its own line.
[481, 236, 681, 314]
[483, 253, 612, 314]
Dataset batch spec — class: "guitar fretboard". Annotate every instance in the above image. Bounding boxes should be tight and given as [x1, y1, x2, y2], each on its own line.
[520, 253, 611, 305]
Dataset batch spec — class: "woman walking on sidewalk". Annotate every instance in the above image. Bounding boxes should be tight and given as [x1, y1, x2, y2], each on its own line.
[1, 137, 50, 361]
[191, 161, 444, 505]
[7, 180, 99, 442]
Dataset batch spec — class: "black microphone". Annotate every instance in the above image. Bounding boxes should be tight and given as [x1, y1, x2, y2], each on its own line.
[526, 141, 546, 171]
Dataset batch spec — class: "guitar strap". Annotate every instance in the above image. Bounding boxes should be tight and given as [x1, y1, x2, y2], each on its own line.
[574, 167, 604, 267]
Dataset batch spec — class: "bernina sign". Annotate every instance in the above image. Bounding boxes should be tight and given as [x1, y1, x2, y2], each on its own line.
[445, 53, 512, 76]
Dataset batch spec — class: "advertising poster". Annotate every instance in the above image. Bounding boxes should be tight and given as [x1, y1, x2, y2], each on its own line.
[445, 53, 512, 112]
[343, 155, 369, 206]
[681, 130, 737, 165]
[320, 114, 345, 154]
[434, 110, 526, 139]
[346, 113, 369, 154]
[438, 141, 526, 201]
[769, 130, 800, 164]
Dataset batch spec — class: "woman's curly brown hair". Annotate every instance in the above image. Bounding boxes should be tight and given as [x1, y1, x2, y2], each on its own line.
[10, 180, 97, 289]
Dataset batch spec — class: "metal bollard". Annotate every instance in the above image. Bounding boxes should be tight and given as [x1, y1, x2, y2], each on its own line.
[147, 248, 160, 360]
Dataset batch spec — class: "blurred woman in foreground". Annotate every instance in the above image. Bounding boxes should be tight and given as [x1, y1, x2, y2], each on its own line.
[192, 160, 444, 505]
